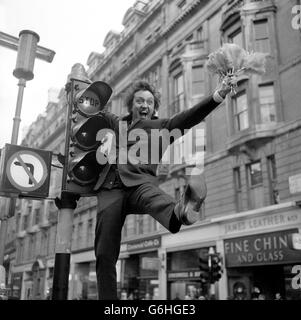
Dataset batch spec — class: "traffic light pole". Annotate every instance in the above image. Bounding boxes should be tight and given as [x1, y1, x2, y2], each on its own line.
[208, 247, 216, 300]
[52, 192, 79, 300]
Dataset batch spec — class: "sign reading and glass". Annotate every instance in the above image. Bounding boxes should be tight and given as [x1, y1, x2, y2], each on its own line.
[224, 229, 301, 267]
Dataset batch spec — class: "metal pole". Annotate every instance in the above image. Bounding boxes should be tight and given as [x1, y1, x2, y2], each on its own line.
[0, 29, 55, 293]
[0, 78, 26, 265]
[11, 78, 26, 145]
[52, 192, 79, 300]
[0, 201, 10, 266]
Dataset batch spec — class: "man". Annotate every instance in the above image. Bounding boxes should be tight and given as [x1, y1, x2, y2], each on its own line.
[94, 78, 233, 300]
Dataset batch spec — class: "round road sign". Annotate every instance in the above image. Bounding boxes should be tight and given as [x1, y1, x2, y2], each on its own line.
[6, 150, 48, 192]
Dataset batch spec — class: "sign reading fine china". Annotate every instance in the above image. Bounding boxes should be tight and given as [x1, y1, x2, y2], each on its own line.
[224, 229, 301, 267]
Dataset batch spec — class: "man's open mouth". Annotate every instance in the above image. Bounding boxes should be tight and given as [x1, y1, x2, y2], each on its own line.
[139, 110, 149, 118]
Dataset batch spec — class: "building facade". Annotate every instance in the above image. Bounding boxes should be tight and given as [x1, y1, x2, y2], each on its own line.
[84, 0, 301, 300]
[4, 0, 301, 300]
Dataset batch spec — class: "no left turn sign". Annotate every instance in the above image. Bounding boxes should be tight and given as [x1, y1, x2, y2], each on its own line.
[0, 144, 52, 198]
[6, 150, 48, 191]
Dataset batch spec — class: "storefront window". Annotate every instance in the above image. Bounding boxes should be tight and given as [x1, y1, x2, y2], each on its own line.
[167, 247, 215, 300]
[123, 251, 159, 300]
[225, 229, 301, 300]
[73, 261, 98, 300]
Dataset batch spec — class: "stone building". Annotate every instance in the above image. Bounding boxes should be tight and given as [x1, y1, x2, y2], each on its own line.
[83, 0, 301, 300]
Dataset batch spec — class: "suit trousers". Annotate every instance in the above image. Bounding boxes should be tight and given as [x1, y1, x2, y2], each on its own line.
[94, 182, 177, 300]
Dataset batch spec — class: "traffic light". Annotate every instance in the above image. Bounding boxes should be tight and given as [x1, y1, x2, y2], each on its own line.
[209, 252, 223, 283]
[62, 78, 113, 196]
[198, 250, 210, 284]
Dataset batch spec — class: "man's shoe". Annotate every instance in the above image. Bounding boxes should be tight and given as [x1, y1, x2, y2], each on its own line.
[174, 172, 207, 225]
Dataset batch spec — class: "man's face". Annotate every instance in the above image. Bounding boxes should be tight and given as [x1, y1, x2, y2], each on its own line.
[131, 90, 155, 121]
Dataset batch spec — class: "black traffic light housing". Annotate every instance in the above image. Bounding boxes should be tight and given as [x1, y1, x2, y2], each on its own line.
[198, 250, 210, 285]
[209, 252, 223, 283]
[198, 248, 223, 285]
[62, 78, 112, 196]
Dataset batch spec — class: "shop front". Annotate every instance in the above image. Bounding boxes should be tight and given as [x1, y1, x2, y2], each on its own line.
[69, 250, 98, 300]
[9, 272, 22, 299]
[71, 260, 97, 300]
[120, 236, 161, 300]
[167, 247, 215, 300]
[224, 228, 301, 300]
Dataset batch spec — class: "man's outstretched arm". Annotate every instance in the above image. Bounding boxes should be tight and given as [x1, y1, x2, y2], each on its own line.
[164, 77, 233, 132]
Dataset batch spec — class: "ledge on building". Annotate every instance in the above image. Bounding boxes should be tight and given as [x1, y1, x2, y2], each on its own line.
[226, 123, 278, 159]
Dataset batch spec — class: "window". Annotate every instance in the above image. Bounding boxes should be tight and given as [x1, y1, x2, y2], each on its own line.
[248, 161, 263, 186]
[174, 73, 185, 112]
[143, 65, 161, 91]
[41, 230, 48, 255]
[136, 216, 144, 235]
[229, 28, 243, 48]
[29, 234, 36, 260]
[196, 26, 204, 42]
[16, 213, 21, 233]
[267, 155, 279, 204]
[259, 84, 276, 123]
[185, 34, 193, 42]
[192, 66, 205, 96]
[247, 161, 264, 209]
[234, 167, 243, 211]
[77, 222, 83, 248]
[34, 208, 40, 225]
[233, 91, 249, 131]
[177, 0, 186, 8]
[254, 19, 270, 53]
[18, 240, 24, 263]
[194, 124, 206, 154]
[87, 218, 93, 246]
[22, 215, 28, 231]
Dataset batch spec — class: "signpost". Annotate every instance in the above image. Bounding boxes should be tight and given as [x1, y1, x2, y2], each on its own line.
[0, 144, 52, 198]
[0, 30, 55, 285]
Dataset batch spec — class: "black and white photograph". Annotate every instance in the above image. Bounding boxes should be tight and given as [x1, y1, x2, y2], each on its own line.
[0, 0, 301, 310]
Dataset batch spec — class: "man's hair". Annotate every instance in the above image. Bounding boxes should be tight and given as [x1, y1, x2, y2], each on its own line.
[125, 80, 160, 113]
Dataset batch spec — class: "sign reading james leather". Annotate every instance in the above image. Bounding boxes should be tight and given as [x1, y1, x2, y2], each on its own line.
[224, 229, 301, 267]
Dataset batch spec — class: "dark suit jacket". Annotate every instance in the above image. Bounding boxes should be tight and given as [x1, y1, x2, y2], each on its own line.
[93, 94, 220, 190]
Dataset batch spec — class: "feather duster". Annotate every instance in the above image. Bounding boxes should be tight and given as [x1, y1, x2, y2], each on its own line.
[242, 51, 267, 75]
[206, 43, 267, 93]
[206, 49, 232, 77]
[222, 43, 247, 71]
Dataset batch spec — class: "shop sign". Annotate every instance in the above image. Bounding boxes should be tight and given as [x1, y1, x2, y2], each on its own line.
[224, 229, 301, 267]
[168, 270, 201, 280]
[224, 212, 300, 235]
[127, 236, 161, 253]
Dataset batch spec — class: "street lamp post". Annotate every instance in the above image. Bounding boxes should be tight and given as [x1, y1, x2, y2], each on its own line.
[0, 30, 55, 290]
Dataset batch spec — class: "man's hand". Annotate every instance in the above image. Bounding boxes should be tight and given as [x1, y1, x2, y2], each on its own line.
[217, 74, 238, 98]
